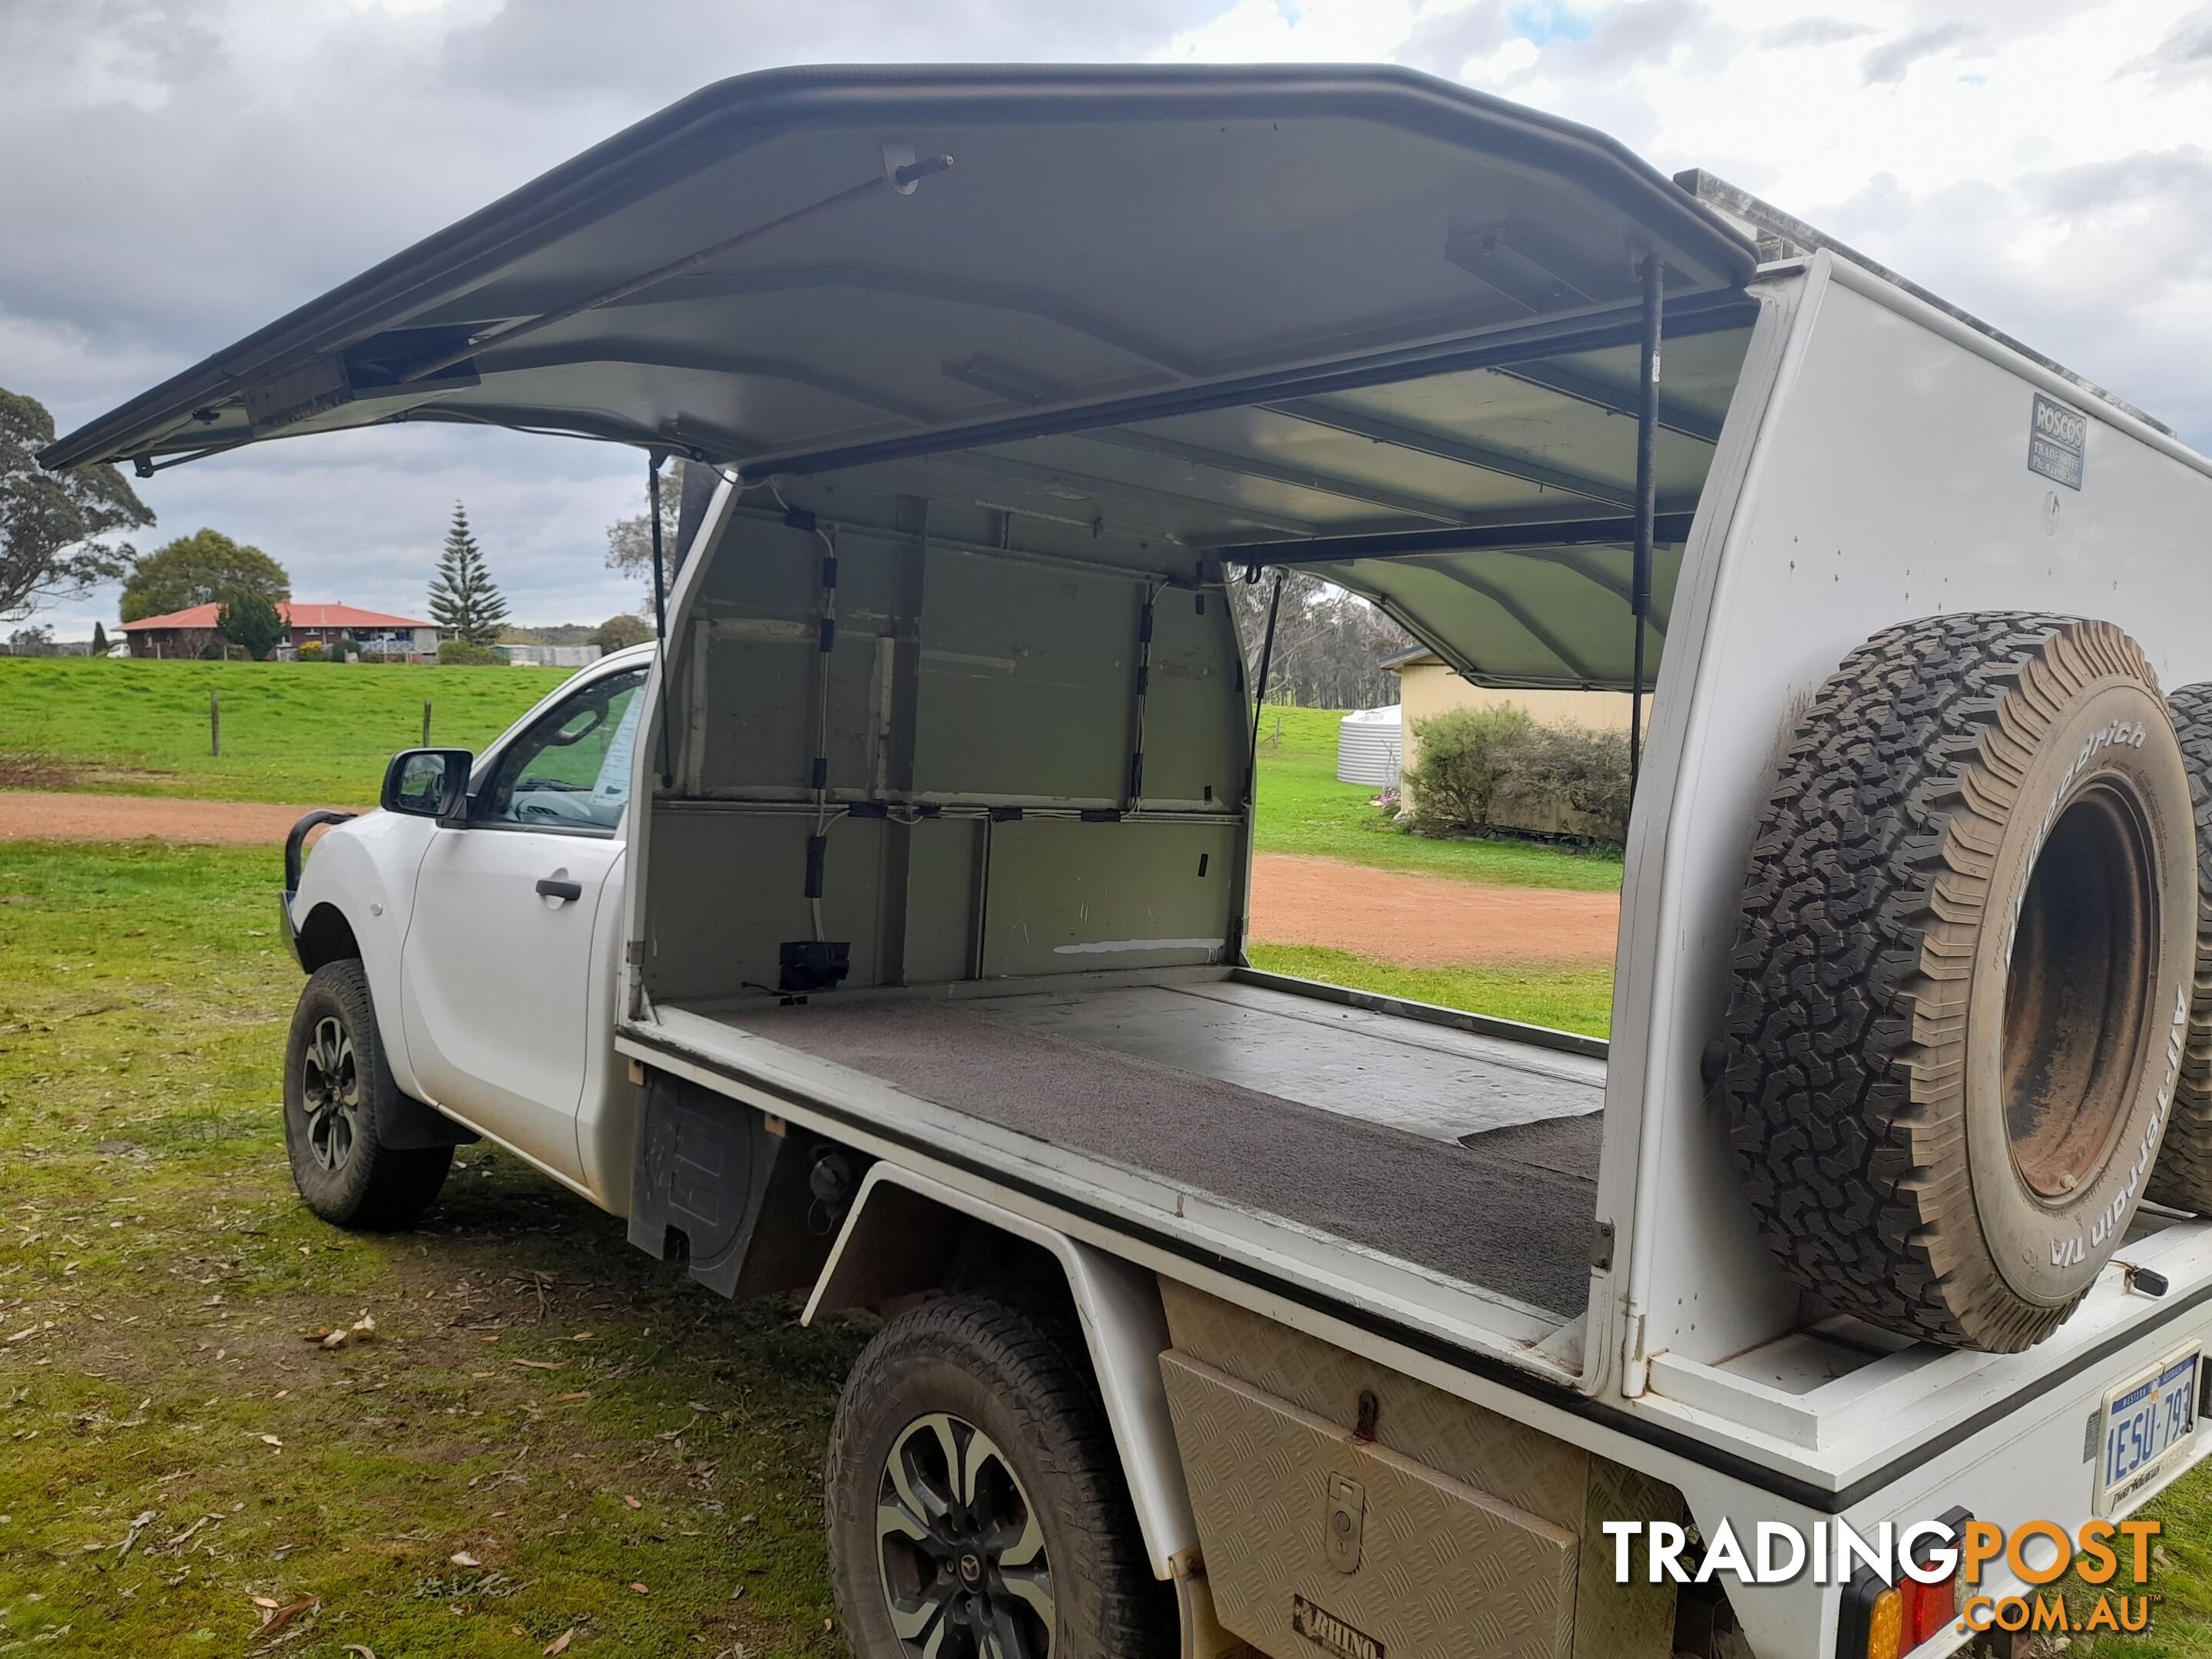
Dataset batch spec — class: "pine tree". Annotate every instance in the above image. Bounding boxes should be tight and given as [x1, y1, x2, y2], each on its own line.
[426, 502, 508, 646]
[90, 620, 108, 657]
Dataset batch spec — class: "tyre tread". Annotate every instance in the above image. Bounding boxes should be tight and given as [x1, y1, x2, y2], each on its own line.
[284, 959, 452, 1231]
[1724, 611, 2160, 1351]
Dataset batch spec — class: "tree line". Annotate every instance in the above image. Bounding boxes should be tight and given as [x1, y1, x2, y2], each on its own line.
[1227, 568, 1413, 710]
[6, 383, 602, 661]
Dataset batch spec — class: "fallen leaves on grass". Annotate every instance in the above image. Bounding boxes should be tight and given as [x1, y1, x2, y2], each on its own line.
[543, 1632, 575, 1657]
[449, 1551, 481, 1568]
[251, 1594, 319, 1643]
[623, 1495, 641, 1510]
[307, 1311, 377, 1349]
[628, 1581, 649, 1595]
[115, 1508, 157, 1561]
[161, 1513, 221, 1550]
[512, 1358, 565, 1371]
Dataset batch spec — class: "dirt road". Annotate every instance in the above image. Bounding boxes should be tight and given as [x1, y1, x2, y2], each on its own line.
[1247, 853, 1617, 966]
[0, 792, 1619, 965]
[0, 790, 320, 844]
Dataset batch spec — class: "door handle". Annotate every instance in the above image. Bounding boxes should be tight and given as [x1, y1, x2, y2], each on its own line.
[536, 878, 584, 902]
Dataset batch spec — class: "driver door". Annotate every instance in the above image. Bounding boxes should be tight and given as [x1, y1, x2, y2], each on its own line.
[399, 666, 646, 1180]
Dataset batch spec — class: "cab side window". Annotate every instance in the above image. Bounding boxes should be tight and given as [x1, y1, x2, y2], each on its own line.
[475, 668, 647, 833]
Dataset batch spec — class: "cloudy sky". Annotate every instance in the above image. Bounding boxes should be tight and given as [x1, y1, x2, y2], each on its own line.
[9, 0, 2212, 635]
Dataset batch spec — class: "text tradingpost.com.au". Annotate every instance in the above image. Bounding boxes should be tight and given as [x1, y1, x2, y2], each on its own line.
[1605, 1516, 2159, 1636]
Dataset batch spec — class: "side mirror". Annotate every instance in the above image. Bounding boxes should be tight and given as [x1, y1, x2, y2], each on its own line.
[382, 748, 474, 823]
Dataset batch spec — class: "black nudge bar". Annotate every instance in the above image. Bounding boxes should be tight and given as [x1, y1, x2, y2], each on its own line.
[283, 810, 358, 896]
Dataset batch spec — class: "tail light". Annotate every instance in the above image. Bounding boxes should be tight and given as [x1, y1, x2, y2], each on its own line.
[1859, 1584, 1905, 1659]
[1839, 1508, 1972, 1659]
[1901, 1571, 1958, 1647]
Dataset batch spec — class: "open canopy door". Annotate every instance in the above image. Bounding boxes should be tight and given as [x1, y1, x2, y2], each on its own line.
[45, 62, 1757, 692]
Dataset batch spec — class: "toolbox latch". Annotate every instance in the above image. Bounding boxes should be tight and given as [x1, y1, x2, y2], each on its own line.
[1324, 1475, 1366, 1574]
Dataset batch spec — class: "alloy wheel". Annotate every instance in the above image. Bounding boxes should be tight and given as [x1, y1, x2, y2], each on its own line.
[875, 1411, 1055, 1659]
[300, 1015, 360, 1173]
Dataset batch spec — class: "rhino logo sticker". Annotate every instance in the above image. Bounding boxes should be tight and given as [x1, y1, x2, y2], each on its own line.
[1291, 1595, 1385, 1659]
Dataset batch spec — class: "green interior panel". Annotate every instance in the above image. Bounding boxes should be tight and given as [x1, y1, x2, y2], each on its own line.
[644, 810, 889, 1002]
[1139, 586, 1247, 809]
[896, 817, 985, 985]
[981, 818, 1241, 978]
[912, 554, 1144, 804]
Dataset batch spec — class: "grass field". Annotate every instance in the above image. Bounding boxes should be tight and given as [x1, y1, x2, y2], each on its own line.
[0, 660, 1624, 893]
[0, 657, 570, 806]
[0, 841, 865, 1656]
[1243, 944, 1614, 1037]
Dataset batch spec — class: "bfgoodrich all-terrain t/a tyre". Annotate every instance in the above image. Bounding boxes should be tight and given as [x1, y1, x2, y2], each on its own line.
[1726, 614, 2196, 1353]
[283, 959, 452, 1230]
[824, 1296, 1171, 1659]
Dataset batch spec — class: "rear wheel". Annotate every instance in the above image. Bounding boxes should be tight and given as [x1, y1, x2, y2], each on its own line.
[824, 1296, 1168, 1659]
[283, 960, 452, 1230]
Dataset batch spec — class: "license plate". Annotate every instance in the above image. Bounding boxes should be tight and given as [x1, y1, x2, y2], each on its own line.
[2095, 1346, 2200, 1514]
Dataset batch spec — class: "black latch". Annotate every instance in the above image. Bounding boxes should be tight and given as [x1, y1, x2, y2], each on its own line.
[778, 940, 850, 994]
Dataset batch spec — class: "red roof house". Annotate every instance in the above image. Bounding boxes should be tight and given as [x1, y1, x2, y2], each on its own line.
[119, 602, 449, 661]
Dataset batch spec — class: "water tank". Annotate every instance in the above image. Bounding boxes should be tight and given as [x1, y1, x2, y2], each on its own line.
[1335, 704, 1402, 786]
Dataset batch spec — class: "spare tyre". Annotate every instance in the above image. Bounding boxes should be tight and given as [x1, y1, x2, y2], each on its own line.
[2144, 682, 2212, 1212]
[1725, 613, 2194, 1352]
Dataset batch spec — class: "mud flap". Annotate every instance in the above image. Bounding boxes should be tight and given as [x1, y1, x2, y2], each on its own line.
[379, 1090, 480, 1151]
[626, 1069, 836, 1300]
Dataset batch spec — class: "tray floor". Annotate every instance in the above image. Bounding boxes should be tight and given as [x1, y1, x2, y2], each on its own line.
[720, 979, 1605, 1318]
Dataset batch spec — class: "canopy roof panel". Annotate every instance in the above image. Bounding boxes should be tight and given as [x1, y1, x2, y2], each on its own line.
[42, 63, 1752, 475]
[1320, 540, 1683, 691]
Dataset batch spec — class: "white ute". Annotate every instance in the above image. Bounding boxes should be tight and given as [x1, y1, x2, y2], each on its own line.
[45, 65, 2212, 1659]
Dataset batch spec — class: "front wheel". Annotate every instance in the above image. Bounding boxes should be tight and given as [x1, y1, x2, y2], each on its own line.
[283, 959, 452, 1230]
[824, 1296, 1170, 1659]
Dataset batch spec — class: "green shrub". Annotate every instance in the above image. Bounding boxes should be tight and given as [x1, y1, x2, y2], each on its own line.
[438, 638, 506, 667]
[296, 641, 324, 661]
[1512, 722, 1631, 840]
[1404, 707, 1630, 841]
[1404, 706, 1535, 834]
